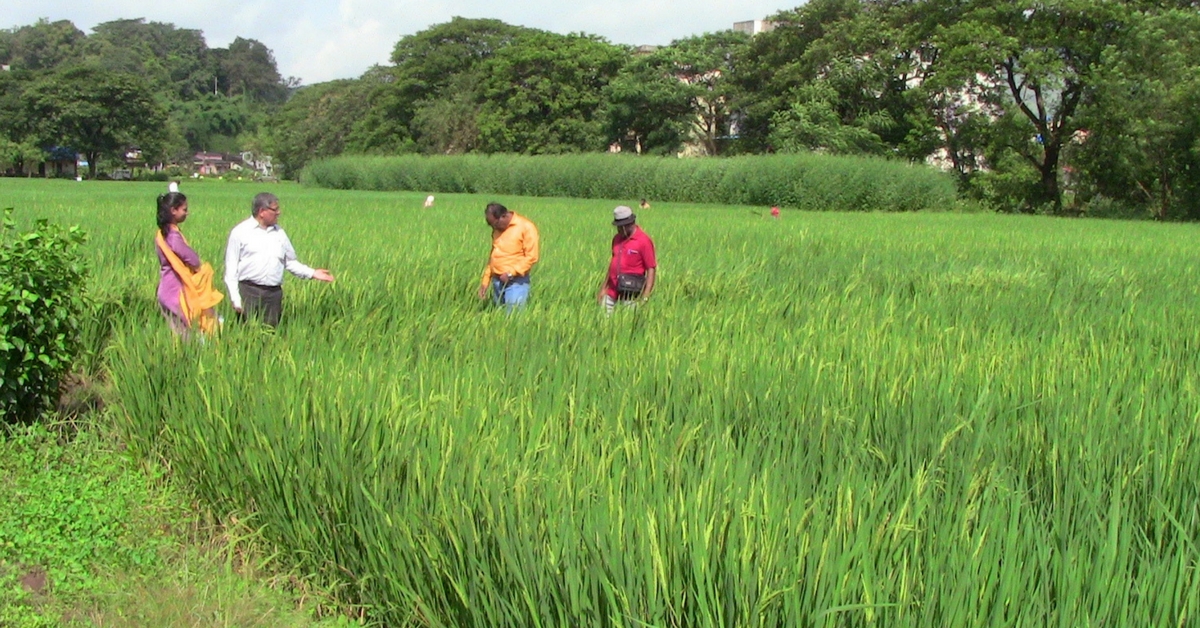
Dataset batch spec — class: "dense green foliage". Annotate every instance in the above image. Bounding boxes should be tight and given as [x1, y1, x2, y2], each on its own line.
[617, 31, 748, 157]
[474, 33, 625, 154]
[264, 79, 376, 178]
[1074, 8, 1200, 220]
[0, 18, 289, 168]
[302, 153, 956, 211]
[0, 208, 87, 423]
[23, 65, 168, 178]
[7, 179, 1199, 625]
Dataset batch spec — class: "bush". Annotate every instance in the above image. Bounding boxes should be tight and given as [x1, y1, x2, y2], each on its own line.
[163, 165, 191, 179]
[1079, 195, 1148, 220]
[302, 153, 958, 212]
[0, 208, 89, 423]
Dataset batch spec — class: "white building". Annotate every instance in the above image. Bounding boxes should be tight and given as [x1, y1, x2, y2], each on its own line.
[732, 20, 775, 36]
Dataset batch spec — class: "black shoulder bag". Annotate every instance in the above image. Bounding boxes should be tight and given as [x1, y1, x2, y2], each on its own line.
[615, 242, 645, 297]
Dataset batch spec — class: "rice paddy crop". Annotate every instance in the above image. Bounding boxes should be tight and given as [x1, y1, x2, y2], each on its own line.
[4, 178, 1199, 626]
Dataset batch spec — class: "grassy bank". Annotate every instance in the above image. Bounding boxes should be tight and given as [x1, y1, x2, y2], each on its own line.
[0, 416, 354, 627]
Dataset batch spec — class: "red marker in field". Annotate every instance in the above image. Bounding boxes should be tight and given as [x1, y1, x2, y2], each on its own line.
[770, 206, 780, 218]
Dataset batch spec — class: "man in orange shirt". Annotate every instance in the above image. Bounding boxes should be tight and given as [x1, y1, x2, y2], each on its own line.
[477, 202, 539, 310]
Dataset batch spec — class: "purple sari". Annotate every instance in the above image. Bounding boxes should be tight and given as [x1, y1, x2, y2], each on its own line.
[156, 228, 201, 323]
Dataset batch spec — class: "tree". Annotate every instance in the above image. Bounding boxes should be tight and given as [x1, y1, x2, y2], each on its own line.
[170, 94, 261, 153]
[0, 19, 85, 71]
[887, 0, 992, 187]
[0, 71, 42, 174]
[769, 80, 894, 154]
[388, 18, 536, 152]
[732, 0, 863, 152]
[0, 70, 30, 139]
[0, 137, 46, 175]
[390, 17, 534, 99]
[262, 65, 423, 177]
[24, 65, 168, 177]
[1074, 9, 1200, 218]
[931, 0, 1129, 212]
[475, 32, 625, 154]
[604, 51, 694, 155]
[411, 73, 485, 154]
[652, 31, 750, 156]
[341, 66, 417, 155]
[730, 0, 930, 159]
[216, 37, 287, 103]
[85, 18, 214, 101]
[263, 79, 379, 177]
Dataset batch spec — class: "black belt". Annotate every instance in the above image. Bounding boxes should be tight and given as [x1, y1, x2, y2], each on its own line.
[238, 280, 281, 290]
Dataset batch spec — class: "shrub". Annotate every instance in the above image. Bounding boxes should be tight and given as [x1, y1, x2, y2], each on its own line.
[1080, 195, 1147, 220]
[0, 208, 89, 423]
[163, 165, 191, 179]
[302, 153, 958, 212]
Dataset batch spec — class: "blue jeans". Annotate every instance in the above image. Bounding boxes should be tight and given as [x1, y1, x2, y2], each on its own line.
[491, 275, 530, 311]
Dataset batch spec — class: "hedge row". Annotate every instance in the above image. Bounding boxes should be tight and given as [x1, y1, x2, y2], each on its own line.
[302, 153, 957, 212]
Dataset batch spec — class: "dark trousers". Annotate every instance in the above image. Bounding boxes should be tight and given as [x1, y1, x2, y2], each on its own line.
[238, 281, 284, 327]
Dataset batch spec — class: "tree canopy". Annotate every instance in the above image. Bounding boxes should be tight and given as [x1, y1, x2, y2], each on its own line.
[0, 17, 290, 169]
[23, 65, 167, 177]
[475, 32, 625, 154]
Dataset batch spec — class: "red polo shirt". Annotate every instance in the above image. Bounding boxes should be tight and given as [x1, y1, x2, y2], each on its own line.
[605, 226, 657, 299]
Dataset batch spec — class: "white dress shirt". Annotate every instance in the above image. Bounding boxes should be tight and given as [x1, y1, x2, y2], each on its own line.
[224, 217, 315, 310]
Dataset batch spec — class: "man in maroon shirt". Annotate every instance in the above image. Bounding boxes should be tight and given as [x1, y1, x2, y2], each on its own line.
[597, 205, 657, 313]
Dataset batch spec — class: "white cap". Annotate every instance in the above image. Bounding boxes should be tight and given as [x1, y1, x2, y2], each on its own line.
[612, 205, 635, 225]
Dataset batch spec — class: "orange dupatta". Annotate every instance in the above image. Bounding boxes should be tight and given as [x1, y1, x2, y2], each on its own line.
[156, 230, 224, 334]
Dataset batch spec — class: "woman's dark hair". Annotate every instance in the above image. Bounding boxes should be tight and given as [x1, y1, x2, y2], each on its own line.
[157, 192, 187, 237]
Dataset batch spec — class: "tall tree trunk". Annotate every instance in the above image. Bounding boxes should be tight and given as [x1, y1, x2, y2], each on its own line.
[1157, 168, 1172, 220]
[1035, 142, 1062, 213]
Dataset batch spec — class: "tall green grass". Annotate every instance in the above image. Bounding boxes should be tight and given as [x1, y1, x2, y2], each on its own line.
[4, 178, 1199, 625]
[301, 154, 958, 213]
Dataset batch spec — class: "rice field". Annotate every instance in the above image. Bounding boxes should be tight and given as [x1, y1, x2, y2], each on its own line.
[4, 178, 1200, 626]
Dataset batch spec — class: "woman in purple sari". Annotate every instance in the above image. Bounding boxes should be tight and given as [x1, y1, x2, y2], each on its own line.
[156, 191, 203, 333]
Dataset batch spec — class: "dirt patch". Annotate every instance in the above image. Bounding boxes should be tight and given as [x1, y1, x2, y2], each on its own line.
[57, 372, 107, 419]
[20, 566, 48, 595]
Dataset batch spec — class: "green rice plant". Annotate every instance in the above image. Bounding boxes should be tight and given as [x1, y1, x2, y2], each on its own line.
[4, 178, 1199, 625]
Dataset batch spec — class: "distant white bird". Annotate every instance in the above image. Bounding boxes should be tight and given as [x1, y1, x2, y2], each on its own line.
[424, 195, 435, 208]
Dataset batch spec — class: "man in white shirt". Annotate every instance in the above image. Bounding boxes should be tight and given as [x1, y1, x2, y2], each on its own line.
[224, 192, 334, 326]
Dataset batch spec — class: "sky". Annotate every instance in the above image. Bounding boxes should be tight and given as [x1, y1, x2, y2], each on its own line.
[6, 1, 794, 85]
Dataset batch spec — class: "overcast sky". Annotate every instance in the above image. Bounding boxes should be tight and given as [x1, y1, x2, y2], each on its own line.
[6, 1, 794, 85]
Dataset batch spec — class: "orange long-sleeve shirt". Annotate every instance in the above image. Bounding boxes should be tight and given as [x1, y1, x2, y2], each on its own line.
[480, 212, 540, 286]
